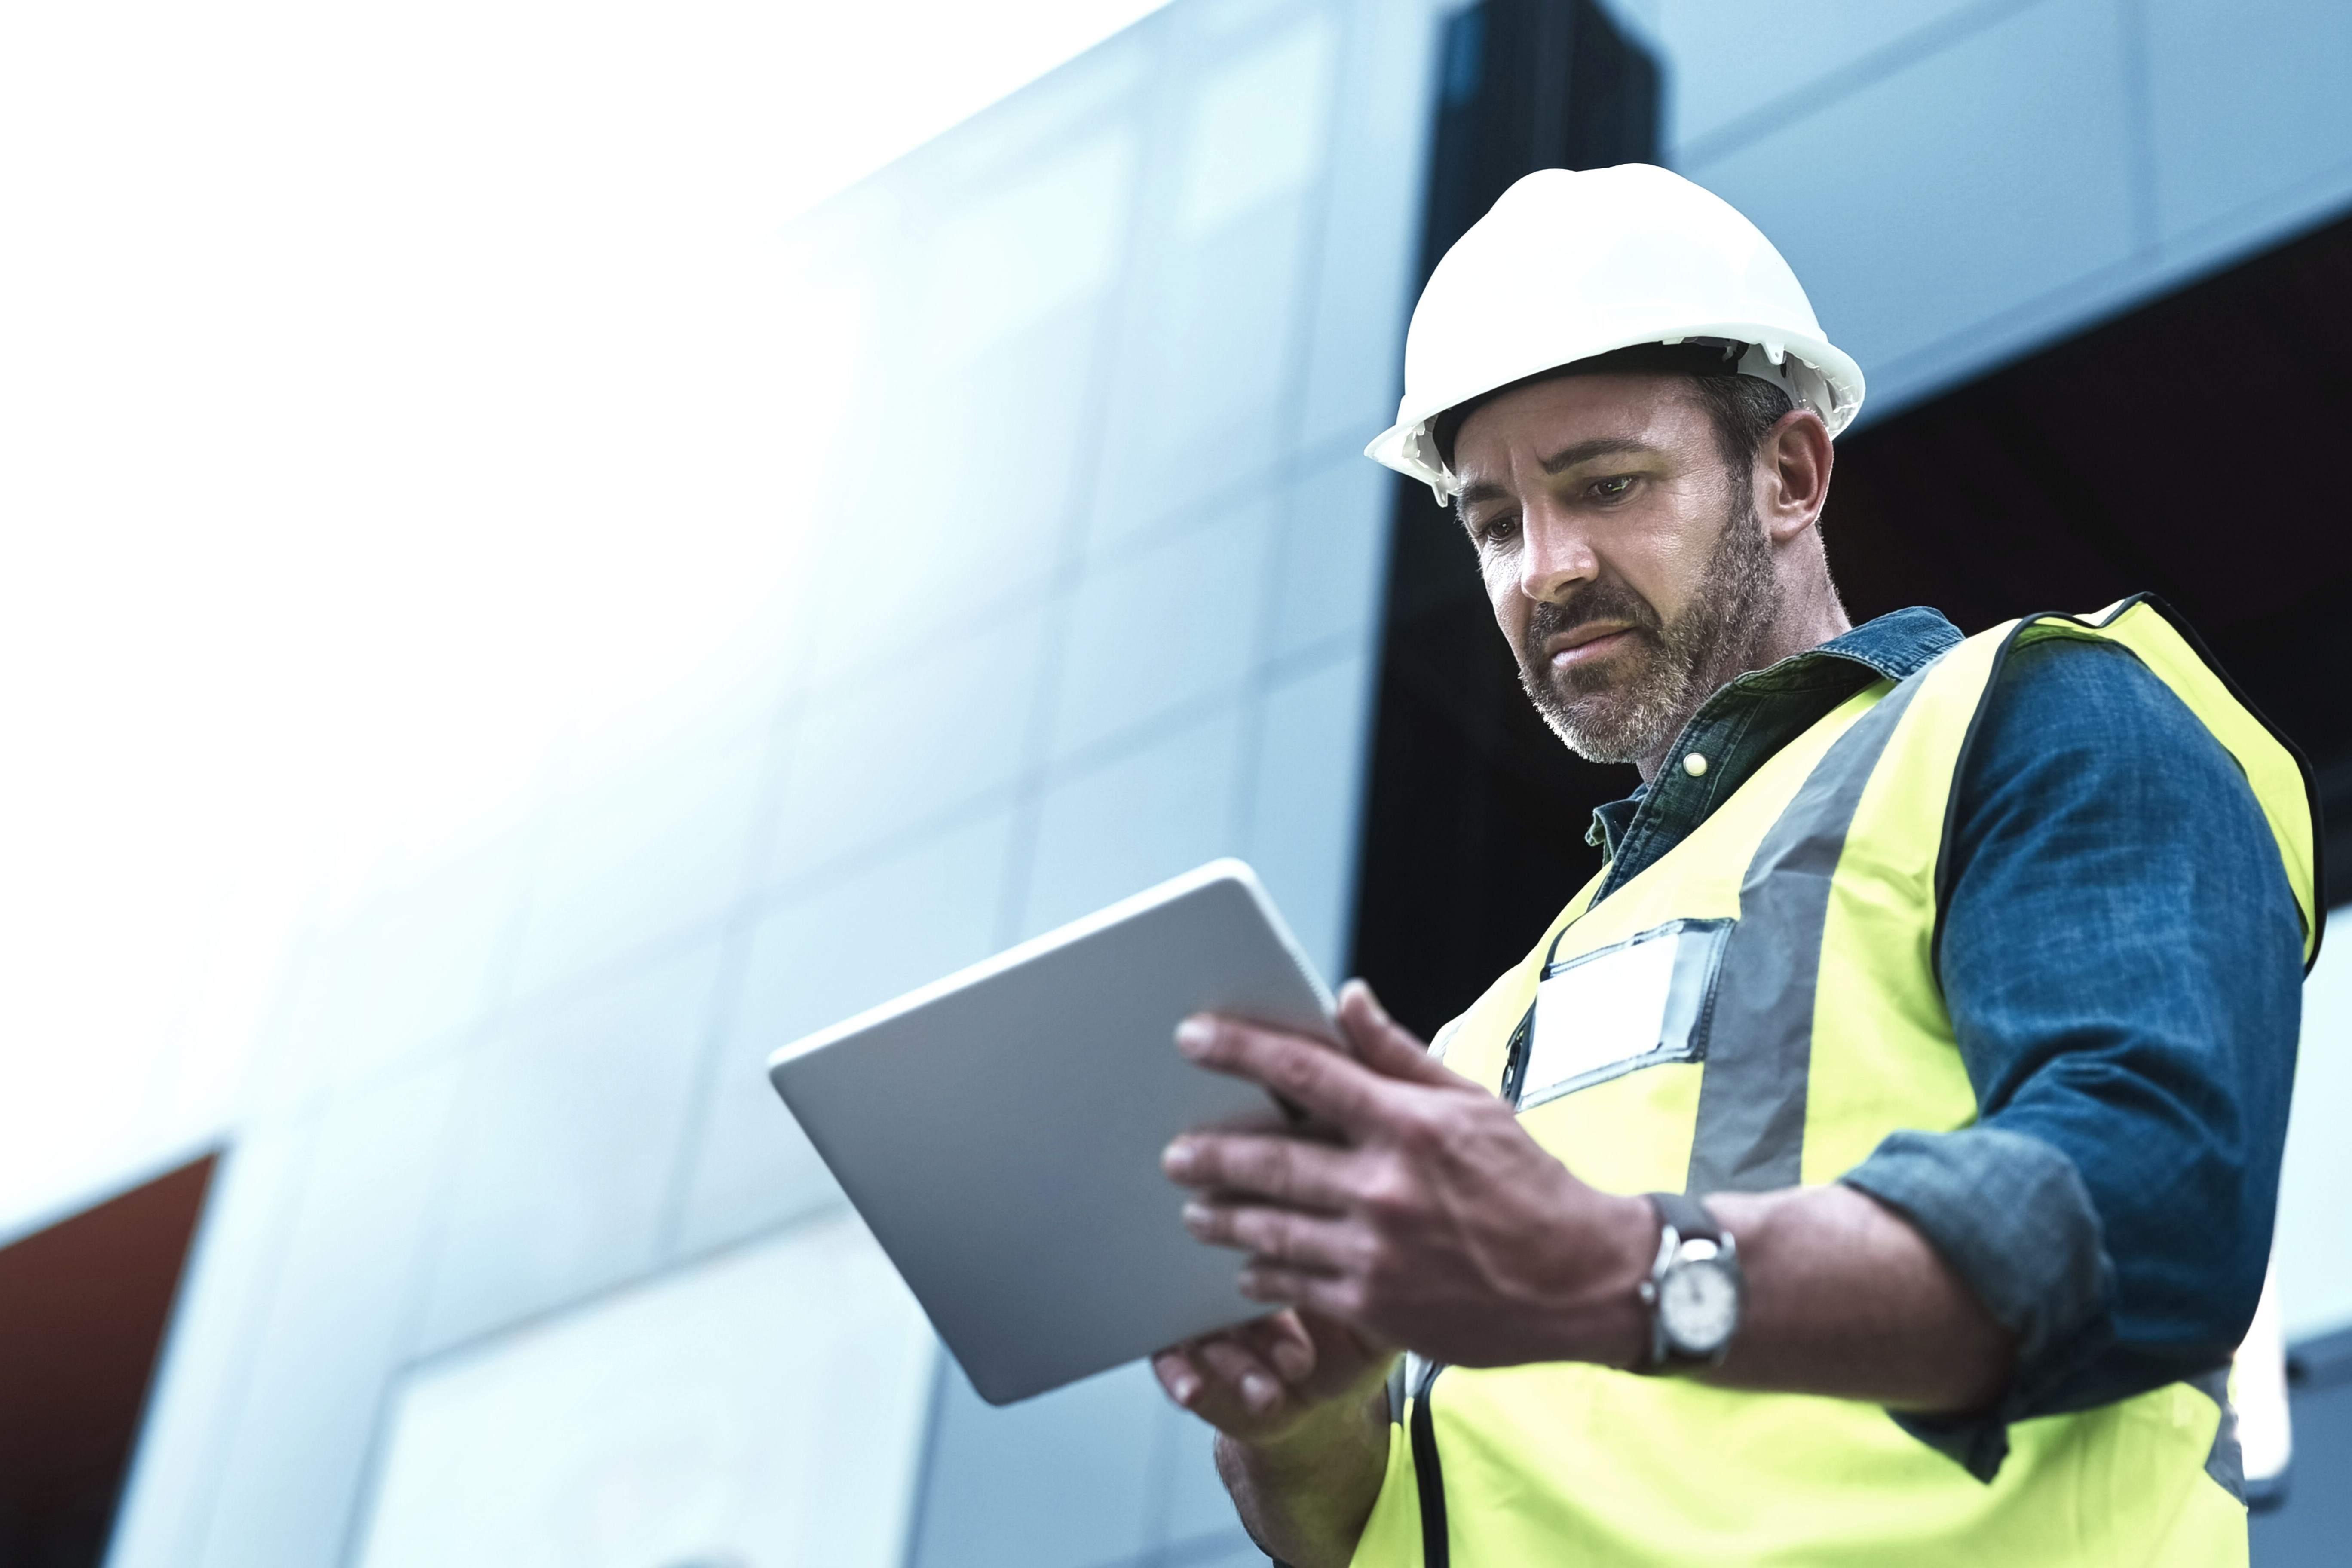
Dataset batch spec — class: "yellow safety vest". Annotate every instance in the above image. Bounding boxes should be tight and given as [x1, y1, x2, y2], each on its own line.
[1350, 597, 2321, 1568]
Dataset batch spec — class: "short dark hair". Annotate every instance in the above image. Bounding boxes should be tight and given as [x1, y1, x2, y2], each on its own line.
[1433, 342, 1798, 487]
[1686, 370, 1797, 483]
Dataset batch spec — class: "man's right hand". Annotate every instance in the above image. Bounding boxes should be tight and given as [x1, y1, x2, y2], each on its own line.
[1152, 1310, 1396, 1568]
[1152, 1307, 1392, 1444]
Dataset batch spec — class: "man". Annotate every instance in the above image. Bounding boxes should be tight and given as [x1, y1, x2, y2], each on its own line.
[1150, 165, 2318, 1566]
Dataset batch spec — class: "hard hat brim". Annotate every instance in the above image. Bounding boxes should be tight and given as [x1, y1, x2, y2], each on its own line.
[1365, 325, 1866, 501]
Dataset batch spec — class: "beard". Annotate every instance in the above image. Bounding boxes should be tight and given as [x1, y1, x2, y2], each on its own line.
[1514, 496, 1784, 766]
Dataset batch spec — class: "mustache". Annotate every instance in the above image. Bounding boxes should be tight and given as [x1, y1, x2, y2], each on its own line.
[1522, 581, 1664, 654]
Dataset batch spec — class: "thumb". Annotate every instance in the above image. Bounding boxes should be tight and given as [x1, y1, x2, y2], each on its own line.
[1335, 979, 1458, 1086]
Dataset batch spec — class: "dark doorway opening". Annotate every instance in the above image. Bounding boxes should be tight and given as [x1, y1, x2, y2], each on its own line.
[1349, 0, 1660, 1039]
[0, 1156, 215, 1568]
[1349, 11, 2351, 1033]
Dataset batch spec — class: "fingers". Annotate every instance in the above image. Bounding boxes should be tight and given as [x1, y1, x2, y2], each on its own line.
[1155, 1342, 1250, 1416]
[1183, 1196, 1355, 1273]
[1238, 1259, 1363, 1323]
[1152, 1345, 1205, 1408]
[1153, 1315, 1316, 1425]
[1292, 1307, 1397, 1382]
[1240, 1309, 1317, 1383]
[1170, 986, 1459, 1135]
[1195, 1332, 1290, 1415]
[1158, 1334, 1289, 1426]
[1161, 1129, 1354, 1208]
[1335, 980, 1460, 1087]
[1176, 1014, 1401, 1132]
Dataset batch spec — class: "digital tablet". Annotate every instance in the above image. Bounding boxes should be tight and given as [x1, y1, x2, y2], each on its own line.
[766, 858, 1337, 1405]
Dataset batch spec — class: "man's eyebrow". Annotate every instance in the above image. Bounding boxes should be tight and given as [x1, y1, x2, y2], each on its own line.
[1455, 437, 1658, 509]
[1539, 436, 1652, 474]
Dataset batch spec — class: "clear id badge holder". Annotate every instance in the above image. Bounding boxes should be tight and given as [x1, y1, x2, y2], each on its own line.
[1510, 918, 1732, 1110]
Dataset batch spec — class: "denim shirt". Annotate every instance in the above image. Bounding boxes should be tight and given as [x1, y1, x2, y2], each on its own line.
[1585, 607, 2303, 1480]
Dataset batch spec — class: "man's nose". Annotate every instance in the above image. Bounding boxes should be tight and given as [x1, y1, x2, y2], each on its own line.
[1517, 498, 1599, 605]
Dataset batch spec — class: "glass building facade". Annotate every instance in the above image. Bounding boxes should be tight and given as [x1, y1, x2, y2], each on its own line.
[3, 2, 2348, 1565]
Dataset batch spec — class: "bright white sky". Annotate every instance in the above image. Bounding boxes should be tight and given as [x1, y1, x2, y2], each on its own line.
[0, 0, 1171, 1222]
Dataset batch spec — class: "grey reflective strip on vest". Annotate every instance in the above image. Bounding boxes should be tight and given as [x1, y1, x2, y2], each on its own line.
[2187, 1367, 2246, 1501]
[1684, 673, 1930, 1194]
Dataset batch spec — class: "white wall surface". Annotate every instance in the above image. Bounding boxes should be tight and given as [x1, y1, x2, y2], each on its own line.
[2280, 907, 2352, 1343]
[100, 2, 1419, 1565]
[353, 1212, 935, 1568]
[0, 0, 1190, 1250]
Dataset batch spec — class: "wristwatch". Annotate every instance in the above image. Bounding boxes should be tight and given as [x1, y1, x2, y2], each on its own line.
[1637, 1191, 1745, 1370]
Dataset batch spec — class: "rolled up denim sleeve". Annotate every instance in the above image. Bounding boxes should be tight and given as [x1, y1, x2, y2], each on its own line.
[1838, 634, 2303, 1481]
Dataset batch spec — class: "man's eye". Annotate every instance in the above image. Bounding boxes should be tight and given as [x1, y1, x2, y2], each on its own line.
[1592, 475, 1635, 500]
[1477, 514, 1521, 545]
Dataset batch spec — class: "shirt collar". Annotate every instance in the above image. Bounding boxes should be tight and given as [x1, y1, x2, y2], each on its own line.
[1581, 607, 1964, 856]
[1726, 605, 1963, 695]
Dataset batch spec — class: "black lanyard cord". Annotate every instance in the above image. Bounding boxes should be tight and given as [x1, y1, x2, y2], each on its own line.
[1409, 1358, 1452, 1568]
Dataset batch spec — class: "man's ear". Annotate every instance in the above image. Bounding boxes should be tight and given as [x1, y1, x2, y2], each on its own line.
[1759, 408, 1834, 542]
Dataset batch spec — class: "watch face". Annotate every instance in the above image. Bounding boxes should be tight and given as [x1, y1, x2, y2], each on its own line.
[1660, 1259, 1741, 1354]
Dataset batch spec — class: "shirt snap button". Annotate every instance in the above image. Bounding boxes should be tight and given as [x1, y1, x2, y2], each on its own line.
[1681, 752, 1709, 778]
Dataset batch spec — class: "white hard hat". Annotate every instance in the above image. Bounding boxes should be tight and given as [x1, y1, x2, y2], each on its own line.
[1366, 164, 1865, 501]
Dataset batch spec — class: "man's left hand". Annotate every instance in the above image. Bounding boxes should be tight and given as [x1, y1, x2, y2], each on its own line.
[1164, 979, 1656, 1371]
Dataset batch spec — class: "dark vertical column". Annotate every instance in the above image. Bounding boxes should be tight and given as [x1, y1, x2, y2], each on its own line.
[1348, 0, 1660, 1040]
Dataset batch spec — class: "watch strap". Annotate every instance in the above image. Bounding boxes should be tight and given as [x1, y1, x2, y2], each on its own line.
[1638, 1191, 1734, 1373]
[1647, 1190, 1721, 1247]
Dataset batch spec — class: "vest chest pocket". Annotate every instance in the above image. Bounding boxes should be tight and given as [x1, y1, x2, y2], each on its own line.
[1511, 918, 1733, 1111]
